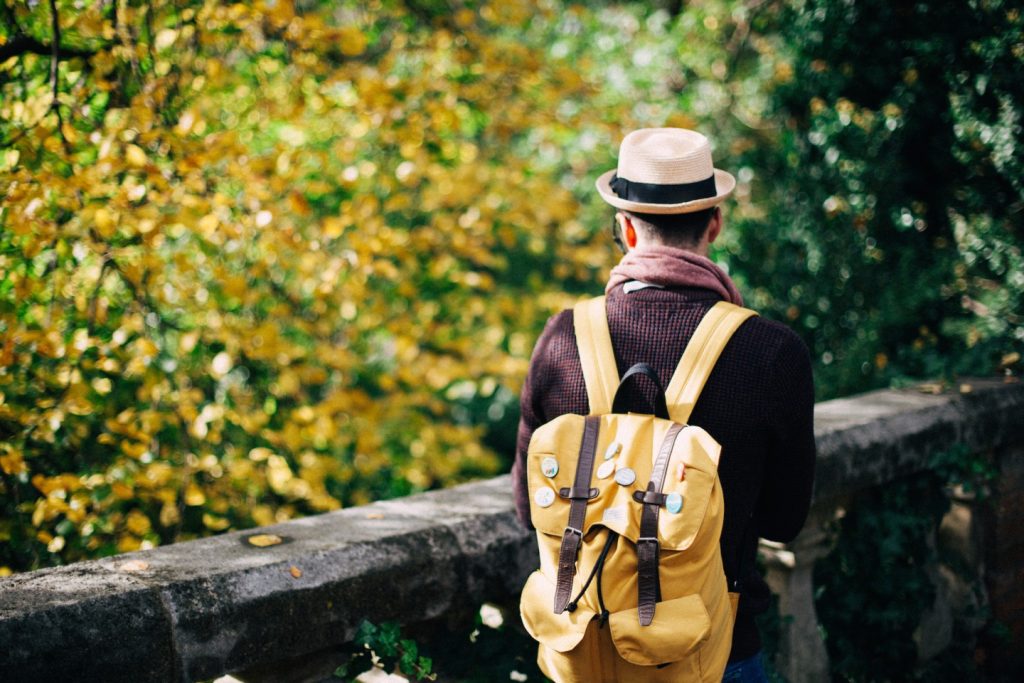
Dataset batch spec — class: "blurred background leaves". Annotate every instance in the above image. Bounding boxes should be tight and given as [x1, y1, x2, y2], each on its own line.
[1, 0, 1021, 574]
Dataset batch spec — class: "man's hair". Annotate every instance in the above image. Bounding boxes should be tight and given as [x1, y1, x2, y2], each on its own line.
[624, 207, 717, 248]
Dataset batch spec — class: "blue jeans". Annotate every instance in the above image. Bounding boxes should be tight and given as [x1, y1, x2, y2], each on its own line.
[722, 652, 769, 683]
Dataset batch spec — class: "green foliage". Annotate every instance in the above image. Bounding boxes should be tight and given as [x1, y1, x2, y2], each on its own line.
[813, 443, 997, 681]
[930, 442, 997, 498]
[424, 605, 547, 682]
[334, 620, 436, 682]
[753, 586, 789, 682]
[738, 0, 1024, 397]
[331, 609, 548, 683]
[814, 473, 949, 680]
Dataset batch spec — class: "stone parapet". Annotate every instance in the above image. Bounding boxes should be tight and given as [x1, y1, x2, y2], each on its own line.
[0, 477, 534, 682]
[812, 379, 1024, 502]
[2, 380, 1022, 682]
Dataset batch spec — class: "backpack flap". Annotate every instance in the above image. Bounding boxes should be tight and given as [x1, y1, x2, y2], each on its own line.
[651, 423, 721, 551]
[526, 413, 721, 552]
[607, 593, 711, 666]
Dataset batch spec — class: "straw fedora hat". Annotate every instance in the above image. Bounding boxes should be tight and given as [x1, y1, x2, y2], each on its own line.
[595, 128, 735, 215]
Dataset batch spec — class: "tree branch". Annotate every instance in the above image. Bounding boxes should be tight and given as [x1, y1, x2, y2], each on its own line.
[0, 33, 97, 62]
[0, 6, 100, 150]
[49, 1, 61, 96]
[106, 251, 184, 332]
[86, 257, 113, 336]
[47, 0, 72, 154]
[116, 0, 141, 78]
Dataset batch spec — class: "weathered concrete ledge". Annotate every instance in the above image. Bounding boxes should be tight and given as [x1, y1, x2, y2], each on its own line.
[1, 379, 1022, 682]
[0, 477, 535, 682]
[812, 378, 1024, 502]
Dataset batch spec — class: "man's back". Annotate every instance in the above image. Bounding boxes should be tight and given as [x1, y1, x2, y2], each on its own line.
[512, 283, 815, 662]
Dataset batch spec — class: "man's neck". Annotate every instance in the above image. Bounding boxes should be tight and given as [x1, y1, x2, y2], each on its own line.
[630, 241, 709, 257]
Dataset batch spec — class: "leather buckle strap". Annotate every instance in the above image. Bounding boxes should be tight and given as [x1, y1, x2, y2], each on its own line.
[554, 526, 583, 610]
[553, 416, 601, 614]
[632, 490, 667, 506]
[648, 423, 685, 495]
[560, 486, 599, 500]
[636, 423, 686, 626]
[636, 536, 660, 625]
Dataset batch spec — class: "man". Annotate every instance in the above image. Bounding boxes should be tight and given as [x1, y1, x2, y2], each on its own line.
[512, 128, 816, 680]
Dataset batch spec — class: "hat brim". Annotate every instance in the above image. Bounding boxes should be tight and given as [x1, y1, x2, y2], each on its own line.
[595, 168, 736, 214]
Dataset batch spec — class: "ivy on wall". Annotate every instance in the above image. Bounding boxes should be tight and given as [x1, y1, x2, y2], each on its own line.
[814, 444, 998, 681]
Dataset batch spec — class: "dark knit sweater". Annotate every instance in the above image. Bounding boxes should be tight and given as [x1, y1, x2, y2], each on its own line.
[511, 283, 816, 662]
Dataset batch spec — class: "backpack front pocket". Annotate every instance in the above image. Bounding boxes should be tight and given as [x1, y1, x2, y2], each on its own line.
[520, 570, 597, 653]
[607, 593, 711, 666]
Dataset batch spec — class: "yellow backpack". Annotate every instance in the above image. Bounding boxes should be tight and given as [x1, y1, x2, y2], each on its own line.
[519, 297, 757, 683]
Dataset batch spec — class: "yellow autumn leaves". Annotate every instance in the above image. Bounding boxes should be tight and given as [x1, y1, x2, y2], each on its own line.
[1, 0, 765, 573]
[0, 0, 598, 572]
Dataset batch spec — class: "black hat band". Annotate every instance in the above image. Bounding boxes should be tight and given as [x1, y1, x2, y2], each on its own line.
[610, 173, 717, 205]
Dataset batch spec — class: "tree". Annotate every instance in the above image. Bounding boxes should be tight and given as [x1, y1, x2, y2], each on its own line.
[732, 0, 1024, 394]
[0, 0, 616, 571]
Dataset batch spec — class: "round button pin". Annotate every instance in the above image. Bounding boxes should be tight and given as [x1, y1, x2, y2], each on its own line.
[603, 442, 621, 461]
[534, 486, 556, 508]
[541, 457, 559, 478]
[596, 460, 616, 480]
[665, 492, 683, 514]
[614, 467, 636, 487]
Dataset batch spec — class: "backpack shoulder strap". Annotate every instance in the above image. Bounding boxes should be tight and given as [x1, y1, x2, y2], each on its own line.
[573, 296, 619, 416]
[665, 301, 757, 427]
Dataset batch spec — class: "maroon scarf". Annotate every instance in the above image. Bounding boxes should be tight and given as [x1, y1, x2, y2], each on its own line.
[605, 245, 744, 305]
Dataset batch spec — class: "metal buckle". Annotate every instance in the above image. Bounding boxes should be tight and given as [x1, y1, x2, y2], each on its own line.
[564, 525, 583, 538]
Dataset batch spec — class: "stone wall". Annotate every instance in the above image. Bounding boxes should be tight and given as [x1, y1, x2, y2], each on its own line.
[762, 378, 1024, 681]
[1, 380, 1022, 682]
[982, 442, 1024, 674]
[0, 477, 535, 682]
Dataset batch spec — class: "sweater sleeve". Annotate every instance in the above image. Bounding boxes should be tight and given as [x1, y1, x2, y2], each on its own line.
[511, 313, 565, 530]
[755, 331, 817, 543]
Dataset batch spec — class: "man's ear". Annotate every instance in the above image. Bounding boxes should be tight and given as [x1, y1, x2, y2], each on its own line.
[617, 213, 638, 249]
[706, 207, 723, 244]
